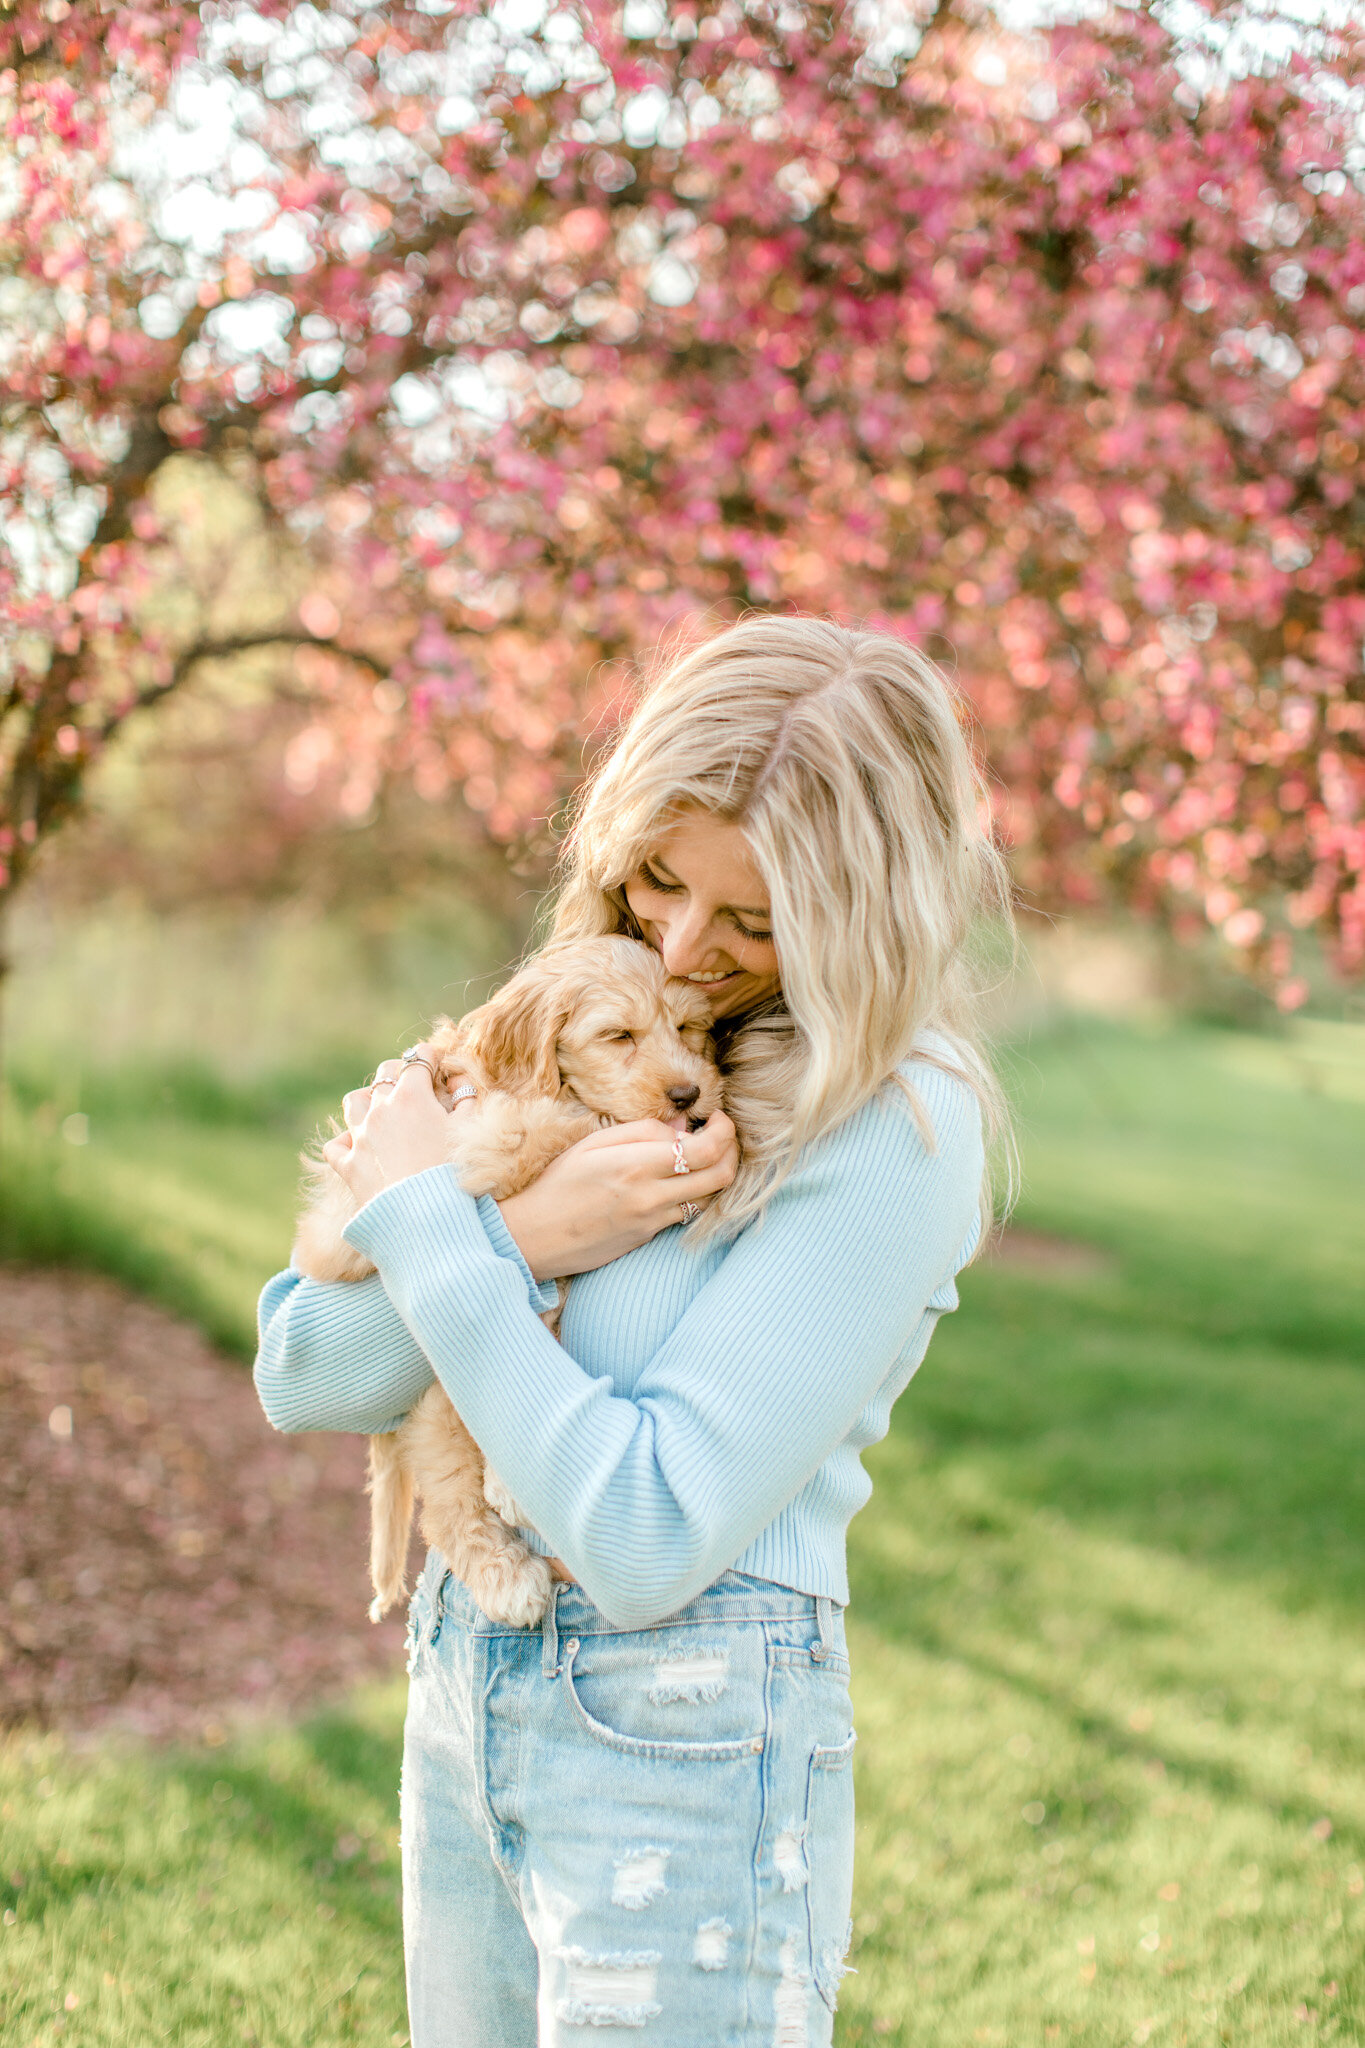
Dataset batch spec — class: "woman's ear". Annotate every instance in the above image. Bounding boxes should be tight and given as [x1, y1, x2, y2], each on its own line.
[462, 972, 566, 1096]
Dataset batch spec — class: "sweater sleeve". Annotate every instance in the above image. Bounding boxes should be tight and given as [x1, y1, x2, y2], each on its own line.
[253, 1194, 561, 1436]
[343, 1064, 982, 1629]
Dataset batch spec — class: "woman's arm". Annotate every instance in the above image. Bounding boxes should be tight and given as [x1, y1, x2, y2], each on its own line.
[254, 1106, 740, 1433]
[344, 1064, 983, 1629]
[254, 1196, 559, 1435]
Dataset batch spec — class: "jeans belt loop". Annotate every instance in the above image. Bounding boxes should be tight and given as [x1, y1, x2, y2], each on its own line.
[541, 1582, 561, 1678]
[811, 1594, 833, 1664]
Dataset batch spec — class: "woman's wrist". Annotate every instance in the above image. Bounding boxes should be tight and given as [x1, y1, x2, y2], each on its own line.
[496, 1186, 647, 1282]
[496, 1184, 585, 1283]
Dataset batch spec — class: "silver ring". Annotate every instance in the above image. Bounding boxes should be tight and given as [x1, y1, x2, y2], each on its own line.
[672, 1137, 691, 1176]
[449, 1084, 478, 1105]
[680, 1200, 699, 1222]
[402, 1050, 437, 1078]
[371, 1074, 397, 1088]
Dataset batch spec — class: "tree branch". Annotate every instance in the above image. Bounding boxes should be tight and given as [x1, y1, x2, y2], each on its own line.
[97, 631, 392, 742]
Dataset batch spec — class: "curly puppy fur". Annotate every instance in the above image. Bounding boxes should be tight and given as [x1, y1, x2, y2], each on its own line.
[292, 935, 723, 1627]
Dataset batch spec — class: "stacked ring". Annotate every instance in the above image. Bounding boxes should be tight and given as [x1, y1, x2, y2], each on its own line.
[680, 1200, 700, 1223]
[402, 1048, 438, 1079]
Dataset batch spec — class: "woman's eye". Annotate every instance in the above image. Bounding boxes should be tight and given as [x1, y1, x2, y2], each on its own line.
[731, 919, 772, 943]
[639, 863, 682, 895]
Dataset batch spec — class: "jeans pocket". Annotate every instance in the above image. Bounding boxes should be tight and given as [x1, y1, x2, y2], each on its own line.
[806, 1730, 857, 2011]
[560, 1636, 768, 1761]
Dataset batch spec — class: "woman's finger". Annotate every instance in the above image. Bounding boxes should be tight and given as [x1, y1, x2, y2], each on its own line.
[341, 1087, 373, 1129]
[392, 1053, 436, 1095]
[642, 1129, 738, 1215]
[558, 1112, 737, 1193]
[321, 1131, 353, 1170]
[565, 1115, 677, 1151]
[651, 1149, 735, 1211]
[677, 1111, 736, 1171]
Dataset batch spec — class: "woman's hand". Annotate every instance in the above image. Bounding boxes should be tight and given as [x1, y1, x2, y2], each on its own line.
[324, 1043, 737, 1275]
[497, 1111, 739, 1280]
[322, 1043, 459, 1210]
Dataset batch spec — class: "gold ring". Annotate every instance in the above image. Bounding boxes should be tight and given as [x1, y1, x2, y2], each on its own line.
[672, 1137, 690, 1176]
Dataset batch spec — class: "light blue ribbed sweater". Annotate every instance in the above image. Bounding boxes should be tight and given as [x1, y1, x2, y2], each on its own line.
[253, 1058, 982, 1631]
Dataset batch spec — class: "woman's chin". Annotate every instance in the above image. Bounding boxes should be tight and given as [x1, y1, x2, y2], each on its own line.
[708, 974, 780, 1021]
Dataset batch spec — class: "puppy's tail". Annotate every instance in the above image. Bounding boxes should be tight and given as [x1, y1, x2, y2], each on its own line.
[367, 1432, 414, 1622]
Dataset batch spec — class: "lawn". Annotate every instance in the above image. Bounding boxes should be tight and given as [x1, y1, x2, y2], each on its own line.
[0, 1058, 357, 1357]
[2, 1016, 1363, 2046]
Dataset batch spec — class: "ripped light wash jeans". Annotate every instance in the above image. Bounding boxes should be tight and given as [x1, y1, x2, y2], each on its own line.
[400, 1553, 857, 2047]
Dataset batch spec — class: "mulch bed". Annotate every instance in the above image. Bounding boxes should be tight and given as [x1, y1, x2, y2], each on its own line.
[0, 1267, 410, 1742]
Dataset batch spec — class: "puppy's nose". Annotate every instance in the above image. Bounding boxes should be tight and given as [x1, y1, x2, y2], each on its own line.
[666, 1083, 701, 1112]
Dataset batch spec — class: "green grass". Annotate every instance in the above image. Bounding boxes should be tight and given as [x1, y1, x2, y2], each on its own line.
[2, 1016, 1364, 2046]
[1, 1691, 409, 2046]
[839, 1018, 1365, 2046]
[0, 1060, 354, 1357]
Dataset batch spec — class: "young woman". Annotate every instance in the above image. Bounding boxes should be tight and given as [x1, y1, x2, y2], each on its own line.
[254, 615, 1011, 2047]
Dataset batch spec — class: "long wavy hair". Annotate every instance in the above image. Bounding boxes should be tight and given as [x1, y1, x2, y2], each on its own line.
[548, 615, 1015, 1242]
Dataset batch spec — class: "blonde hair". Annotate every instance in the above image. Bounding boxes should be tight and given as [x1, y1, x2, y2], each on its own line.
[550, 614, 1015, 1241]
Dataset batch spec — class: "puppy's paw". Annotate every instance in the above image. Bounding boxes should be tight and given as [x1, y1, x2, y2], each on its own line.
[468, 1551, 554, 1629]
[482, 1463, 525, 1527]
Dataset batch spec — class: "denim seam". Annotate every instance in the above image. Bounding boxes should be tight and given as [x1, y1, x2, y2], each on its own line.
[805, 1732, 857, 2013]
[744, 1624, 781, 2038]
[471, 1638, 524, 1908]
[505, 1636, 531, 1889]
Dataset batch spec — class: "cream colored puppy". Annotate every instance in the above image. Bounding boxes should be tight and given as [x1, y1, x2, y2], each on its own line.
[293, 936, 723, 1627]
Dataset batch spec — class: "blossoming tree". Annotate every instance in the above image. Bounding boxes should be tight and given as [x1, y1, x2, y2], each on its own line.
[3, 0, 1363, 997]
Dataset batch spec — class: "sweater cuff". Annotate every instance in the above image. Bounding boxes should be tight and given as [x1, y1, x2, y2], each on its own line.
[474, 1193, 562, 1316]
[343, 1166, 560, 1317]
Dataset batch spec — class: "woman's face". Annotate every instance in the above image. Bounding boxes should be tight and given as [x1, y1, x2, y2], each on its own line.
[623, 810, 782, 1021]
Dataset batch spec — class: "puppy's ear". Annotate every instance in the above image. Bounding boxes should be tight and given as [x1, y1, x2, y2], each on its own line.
[461, 973, 567, 1096]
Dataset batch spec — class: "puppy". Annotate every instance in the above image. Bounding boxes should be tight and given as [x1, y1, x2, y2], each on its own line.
[292, 935, 723, 1628]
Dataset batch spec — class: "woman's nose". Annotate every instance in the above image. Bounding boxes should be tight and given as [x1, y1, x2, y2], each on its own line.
[655, 909, 717, 977]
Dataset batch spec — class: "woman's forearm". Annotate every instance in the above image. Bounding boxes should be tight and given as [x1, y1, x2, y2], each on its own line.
[253, 1195, 560, 1435]
[254, 1268, 436, 1434]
